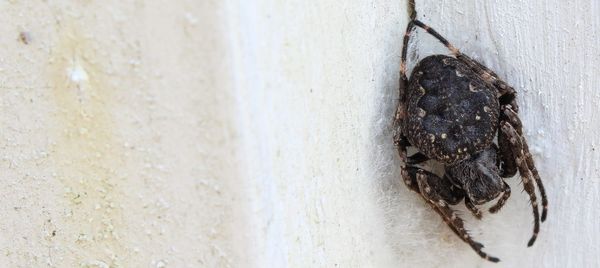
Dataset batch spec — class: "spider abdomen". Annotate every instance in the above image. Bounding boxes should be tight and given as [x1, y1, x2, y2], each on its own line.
[405, 55, 499, 164]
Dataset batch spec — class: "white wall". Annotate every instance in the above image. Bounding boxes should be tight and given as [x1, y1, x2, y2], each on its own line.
[226, 0, 407, 267]
[414, 1, 600, 267]
[1, 0, 598, 267]
[227, 0, 600, 267]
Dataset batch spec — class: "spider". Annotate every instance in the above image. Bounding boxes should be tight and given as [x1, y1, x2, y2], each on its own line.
[392, 19, 548, 262]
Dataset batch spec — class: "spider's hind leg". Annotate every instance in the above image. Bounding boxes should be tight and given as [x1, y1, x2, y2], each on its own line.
[396, 129, 497, 261]
[407, 167, 464, 205]
[396, 136, 497, 261]
[489, 182, 512, 213]
[454, 51, 521, 111]
[500, 121, 542, 247]
[464, 197, 482, 220]
[498, 130, 518, 178]
[502, 106, 548, 222]
[414, 169, 500, 262]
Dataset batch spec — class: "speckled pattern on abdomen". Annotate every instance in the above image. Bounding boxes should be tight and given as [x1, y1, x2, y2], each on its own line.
[404, 55, 499, 165]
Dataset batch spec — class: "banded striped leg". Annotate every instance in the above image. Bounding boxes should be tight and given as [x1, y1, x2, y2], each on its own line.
[397, 19, 500, 262]
[415, 170, 500, 263]
[409, 18, 548, 235]
[411, 20, 461, 55]
[395, 20, 417, 124]
[458, 53, 520, 111]
[489, 182, 512, 213]
[464, 197, 483, 220]
[392, 21, 416, 155]
[460, 52, 547, 219]
[394, 122, 495, 260]
[498, 130, 518, 178]
[500, 122, 540, 247]
[410, 19, 520, 110]
[502, 106, 548, 221]
[396, 137, 483, 252]
[394, 19, 419, 193]
[401, 166, 476, 248]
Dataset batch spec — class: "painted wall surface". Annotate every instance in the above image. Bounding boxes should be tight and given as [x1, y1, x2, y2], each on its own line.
[412, 1, 599, 267]
[226, 0, 408, 267]
[0, 1, 245, 267]
[227, 0, 599, 267]
[1, 0, 598, 267]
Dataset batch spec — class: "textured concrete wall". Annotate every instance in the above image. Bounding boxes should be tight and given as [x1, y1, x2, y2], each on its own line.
[0, 1, 245, 267]
[2, 0, 599, 267]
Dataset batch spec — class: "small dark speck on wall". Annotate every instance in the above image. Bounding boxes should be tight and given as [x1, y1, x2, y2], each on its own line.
[19, 31, 32, 44]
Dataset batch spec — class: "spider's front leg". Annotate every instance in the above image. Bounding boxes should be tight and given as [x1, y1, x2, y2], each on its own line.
[410, 168, 500, 263]
[488, 182, 511, 213]
[455, 53, 520, 112]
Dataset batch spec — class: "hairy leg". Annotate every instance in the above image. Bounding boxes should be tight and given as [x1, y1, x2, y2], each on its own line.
[498, 130, 518, 178]
[489, 182, 512, 213]
[414, 17, 548, 222]
[415, 170, 499, 262]
[464, 197, 482, 220]
[456, 54, 520, 111]
[500, 122, 540, 246]
[394, 20, 417, 125]
[502, 105, 548, 221]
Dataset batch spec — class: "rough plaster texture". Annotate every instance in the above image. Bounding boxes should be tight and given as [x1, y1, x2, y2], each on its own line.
[1, 0, 599, 267]
[0, 1, 245, 267]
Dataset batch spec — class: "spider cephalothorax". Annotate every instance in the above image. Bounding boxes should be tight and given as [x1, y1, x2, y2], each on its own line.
[393, 19, 548, 262]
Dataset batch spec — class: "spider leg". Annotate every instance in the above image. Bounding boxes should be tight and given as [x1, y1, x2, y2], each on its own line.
[502, 105, 548, 221]
[398, 132, 495, 260]
[446, 37, 548, 220]
[396, 19, 501, 262]
[498, 130, 518, 178]
[407, 167, 464, 205]
[409, 19, 522, 110]
[457, 47, 548, 220]
[398, 140, 482, 251]
[455, 54, 520, 111]
[394, 135, 415, 191]
[411, 19, 520, 111]
[395, 20, 417, 124]
[464, 197, 483, 220]
[489, 182, 512, 213]
[405, 167, 483, 249]
[415, 170, 500, 262]
[500, 122, 541, 246]
[393, 21, 417, 149]
[411, 20, 460, 55]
